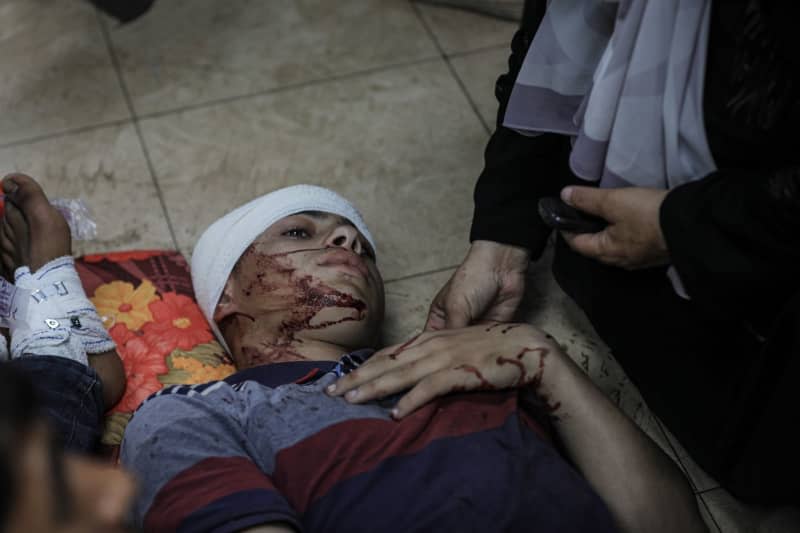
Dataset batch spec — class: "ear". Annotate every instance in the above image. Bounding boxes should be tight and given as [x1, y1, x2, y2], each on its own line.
[213, 276, 240, 324]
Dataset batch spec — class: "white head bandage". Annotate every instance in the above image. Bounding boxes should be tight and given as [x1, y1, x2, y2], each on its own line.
[191, 184, 375, 354]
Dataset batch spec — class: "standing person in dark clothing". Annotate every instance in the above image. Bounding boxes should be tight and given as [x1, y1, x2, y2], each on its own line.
[333, 0, 800, 505]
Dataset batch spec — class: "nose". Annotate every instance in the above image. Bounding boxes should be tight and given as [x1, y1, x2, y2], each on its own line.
[324, 224, 363, 255]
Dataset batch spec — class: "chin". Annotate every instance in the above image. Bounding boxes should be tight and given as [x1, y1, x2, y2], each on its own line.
[309, 303, 382, 348]
[315, 319, 379, 350]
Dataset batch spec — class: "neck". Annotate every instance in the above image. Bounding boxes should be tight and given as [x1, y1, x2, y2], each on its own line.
[222, 313, 351, 369]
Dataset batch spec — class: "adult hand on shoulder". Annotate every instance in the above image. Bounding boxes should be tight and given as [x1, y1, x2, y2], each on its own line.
[327, 323, 562, 418]
[560, 186, 670, 269]
[424, 241, 530, 331]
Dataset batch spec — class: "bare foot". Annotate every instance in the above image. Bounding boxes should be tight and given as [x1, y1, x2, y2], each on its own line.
[1, 174, 126, 408]
[0, 174, 71, 273]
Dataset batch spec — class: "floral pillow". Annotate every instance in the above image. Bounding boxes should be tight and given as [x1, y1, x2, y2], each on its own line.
[75, 251, 236, 451]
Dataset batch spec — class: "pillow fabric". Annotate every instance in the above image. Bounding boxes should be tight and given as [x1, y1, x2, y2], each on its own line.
[75, 250, 236, 449]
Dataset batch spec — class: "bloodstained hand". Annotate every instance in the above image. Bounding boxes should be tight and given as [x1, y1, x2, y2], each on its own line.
[327, 323, 564, 418]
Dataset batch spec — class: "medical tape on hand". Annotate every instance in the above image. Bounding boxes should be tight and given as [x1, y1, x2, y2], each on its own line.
[8, 257, 116, 358]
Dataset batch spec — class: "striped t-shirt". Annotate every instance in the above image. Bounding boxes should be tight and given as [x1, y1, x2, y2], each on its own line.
[121, 350, 618, 533]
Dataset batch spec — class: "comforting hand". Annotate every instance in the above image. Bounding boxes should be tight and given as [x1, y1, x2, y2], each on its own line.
[327, 323, 562, 418]
[424, 241, 530, 331]
[560, 186, 670, 269]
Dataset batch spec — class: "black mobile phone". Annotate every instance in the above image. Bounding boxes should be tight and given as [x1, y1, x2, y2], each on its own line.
[537, 197, 608, 234]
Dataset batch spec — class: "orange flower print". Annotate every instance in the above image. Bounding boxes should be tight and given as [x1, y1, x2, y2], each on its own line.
[109, 322, 136, 347]
[109, 323, 169, 413]
[171, 355, 235, 384]
[142, 293, 214, 356]
[91, 280, 159, 331]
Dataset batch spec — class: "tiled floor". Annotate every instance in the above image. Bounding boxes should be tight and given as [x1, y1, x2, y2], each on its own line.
[0, 1, 779, 531]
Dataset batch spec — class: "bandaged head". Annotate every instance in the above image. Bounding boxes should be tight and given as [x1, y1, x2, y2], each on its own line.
[191, 184, 376, 353]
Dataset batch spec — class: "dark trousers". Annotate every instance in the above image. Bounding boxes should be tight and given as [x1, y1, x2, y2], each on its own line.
[10, 356, 105, 454]
[552, 236, 800, 505]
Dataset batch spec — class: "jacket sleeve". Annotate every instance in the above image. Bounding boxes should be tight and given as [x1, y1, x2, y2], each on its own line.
[469, 0, 581, 259]
[660, 165, 800, 331]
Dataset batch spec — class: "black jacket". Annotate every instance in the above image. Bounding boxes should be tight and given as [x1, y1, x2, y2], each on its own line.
[470, 0, 800, 335]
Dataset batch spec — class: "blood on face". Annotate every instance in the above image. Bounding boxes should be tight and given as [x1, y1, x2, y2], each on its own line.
[234, 247, 367, 367]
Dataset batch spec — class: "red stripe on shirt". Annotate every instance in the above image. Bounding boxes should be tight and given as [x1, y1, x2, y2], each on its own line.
[274, 390, 545, 513]
[145, 456, 277, 532]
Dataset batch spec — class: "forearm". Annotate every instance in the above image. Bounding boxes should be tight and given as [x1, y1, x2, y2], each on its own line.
[540, 352, 706, 533]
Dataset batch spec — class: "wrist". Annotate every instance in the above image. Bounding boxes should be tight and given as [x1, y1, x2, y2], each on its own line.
[469, 240, 531, 272]
[520, 330, 572, 404]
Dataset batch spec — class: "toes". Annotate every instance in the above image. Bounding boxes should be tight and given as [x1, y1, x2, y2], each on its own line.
[2, 174, 58, 227]
[2, 173, 48, 207]
[3, 199, 24, 244]
[1, 200, 26, 272]
[0, 223, 15, 279]
[2, 173, 70, 243]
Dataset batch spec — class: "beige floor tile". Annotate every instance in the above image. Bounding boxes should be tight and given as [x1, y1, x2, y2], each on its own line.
[698, 496, 723, 532]
[450, 46, 508, 127]
[659, 421, 722, 493]
[0, 0, 129, 145]
[416, 3, 517, 55]
[701, 488, 762, 533]
[142, 60, 485, 280]
[0, 124, 175, 255]
[106, 0, 438, 115]
[383, 269, 454, 345]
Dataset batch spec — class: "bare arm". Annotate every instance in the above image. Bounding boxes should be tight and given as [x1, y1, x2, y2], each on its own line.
[331, 324, 707, 533]
[541, 349, 707, 533]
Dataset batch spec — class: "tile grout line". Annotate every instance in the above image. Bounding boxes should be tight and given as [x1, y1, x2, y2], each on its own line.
[0, 33, 504, 151]
[446, 42, 509, 60]
[96, 9, 180, 252]
[135, 54, 444, 121]
[698, 492, 724, 533]
[384, 264, 459, 284]
[0, 118, 134, 151]
[0, 54, 442, 151]
[653, 417, 701, 491]
[653, 417, 724, 531]
[409, 1, 492, 135]
[653, 417, 722, 494]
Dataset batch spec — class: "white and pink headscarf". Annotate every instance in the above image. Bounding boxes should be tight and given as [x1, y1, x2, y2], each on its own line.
[505, 0, 717, 189]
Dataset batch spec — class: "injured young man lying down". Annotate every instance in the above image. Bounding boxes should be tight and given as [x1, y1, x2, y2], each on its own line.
[121, 185, 707, 533]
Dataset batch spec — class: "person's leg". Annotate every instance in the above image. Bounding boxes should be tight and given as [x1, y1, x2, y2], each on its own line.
[8, 357, 105, 453]
[0, 174, 126, 452]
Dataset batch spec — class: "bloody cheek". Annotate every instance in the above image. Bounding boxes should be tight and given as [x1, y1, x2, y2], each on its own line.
[238, 248, 368, 366]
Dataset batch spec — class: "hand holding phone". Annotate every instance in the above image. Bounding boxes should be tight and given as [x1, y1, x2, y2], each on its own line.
[537, 197, 608, 234]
